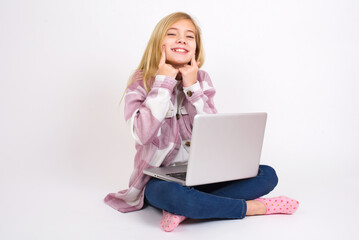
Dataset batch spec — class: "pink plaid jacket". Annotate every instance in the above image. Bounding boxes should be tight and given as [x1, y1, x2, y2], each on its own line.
[104, 69, 217, 212]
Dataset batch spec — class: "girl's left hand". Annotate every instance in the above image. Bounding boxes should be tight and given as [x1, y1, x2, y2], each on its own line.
[179, 55, 200, 87]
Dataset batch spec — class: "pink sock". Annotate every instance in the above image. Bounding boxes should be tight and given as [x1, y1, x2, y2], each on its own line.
[254, 196, 299, 215]
[160, 210, 186, 232]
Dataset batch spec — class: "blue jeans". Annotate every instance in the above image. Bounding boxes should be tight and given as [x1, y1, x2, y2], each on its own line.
[144, 165, 278, 219]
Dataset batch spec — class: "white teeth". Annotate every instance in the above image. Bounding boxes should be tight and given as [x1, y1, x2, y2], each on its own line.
[173, 49, 186, 52]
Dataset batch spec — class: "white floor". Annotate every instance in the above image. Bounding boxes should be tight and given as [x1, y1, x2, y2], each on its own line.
[1, 164, 358, 240]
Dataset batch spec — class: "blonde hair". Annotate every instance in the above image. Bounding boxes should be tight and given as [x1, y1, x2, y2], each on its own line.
[130, 12, 205, 93]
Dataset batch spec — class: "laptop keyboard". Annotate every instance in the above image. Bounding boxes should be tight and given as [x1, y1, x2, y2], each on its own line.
[166, 172, 187, 181]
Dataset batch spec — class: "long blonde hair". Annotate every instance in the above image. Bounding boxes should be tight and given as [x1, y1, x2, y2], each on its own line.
[130, 12, 205, 93]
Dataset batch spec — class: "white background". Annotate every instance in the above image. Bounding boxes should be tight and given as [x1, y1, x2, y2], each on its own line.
[1, 0, 358, 239]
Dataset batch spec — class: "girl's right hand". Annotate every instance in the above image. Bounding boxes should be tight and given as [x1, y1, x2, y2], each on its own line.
[157, 45, 179, 79]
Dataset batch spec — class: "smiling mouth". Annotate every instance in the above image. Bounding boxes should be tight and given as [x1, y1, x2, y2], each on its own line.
[171, 48, 188, 53]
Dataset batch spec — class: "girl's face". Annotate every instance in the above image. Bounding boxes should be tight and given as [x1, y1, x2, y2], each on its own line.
[162, 19, 197, 68]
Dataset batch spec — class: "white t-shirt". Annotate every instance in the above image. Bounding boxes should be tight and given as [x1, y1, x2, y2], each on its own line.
[169, 86, 190, 166]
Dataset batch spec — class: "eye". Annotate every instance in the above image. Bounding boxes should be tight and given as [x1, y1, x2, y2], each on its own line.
[187, 36, 195, 39]
[167, 33, 176, 36]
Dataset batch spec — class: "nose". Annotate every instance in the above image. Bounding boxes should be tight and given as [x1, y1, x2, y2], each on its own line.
[176, 35, 186, 44]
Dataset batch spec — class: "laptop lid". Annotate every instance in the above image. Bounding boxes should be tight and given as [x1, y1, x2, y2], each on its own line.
[185, 112, 267, 186]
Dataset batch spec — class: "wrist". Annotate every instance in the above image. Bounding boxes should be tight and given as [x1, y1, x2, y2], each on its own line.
[182, 78, 197, 87]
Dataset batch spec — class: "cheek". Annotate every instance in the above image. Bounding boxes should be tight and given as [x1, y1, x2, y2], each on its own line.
[190, 42, 197, 54]
[162, 38, 171, 50]
[165, 47, 173, 58]
[190, 43, 197, 55]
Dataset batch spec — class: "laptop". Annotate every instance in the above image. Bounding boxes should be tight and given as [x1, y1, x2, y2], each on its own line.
[143, 112, 267, 186]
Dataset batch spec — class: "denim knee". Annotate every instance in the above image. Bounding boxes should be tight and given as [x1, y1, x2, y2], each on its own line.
[259, 165, 278, 192]
[144, 178, 187, 211]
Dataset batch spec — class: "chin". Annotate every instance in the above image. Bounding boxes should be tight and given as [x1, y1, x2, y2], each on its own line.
[169, 59, 191, 67]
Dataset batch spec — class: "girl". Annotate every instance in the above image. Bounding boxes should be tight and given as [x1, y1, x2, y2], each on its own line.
[104, 12, 299, 232]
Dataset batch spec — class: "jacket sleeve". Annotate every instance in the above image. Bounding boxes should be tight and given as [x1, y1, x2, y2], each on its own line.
[124, 74, 177, 145]
[182, 70, 217, 114]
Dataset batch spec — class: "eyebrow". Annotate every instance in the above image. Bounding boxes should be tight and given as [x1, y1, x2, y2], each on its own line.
[167, 27, 195, 34]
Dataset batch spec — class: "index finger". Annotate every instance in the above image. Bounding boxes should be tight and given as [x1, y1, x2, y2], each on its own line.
[160, 45, 166, 65]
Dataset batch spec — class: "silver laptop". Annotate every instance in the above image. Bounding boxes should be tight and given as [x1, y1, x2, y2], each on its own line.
[143, 113, 267, 186]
